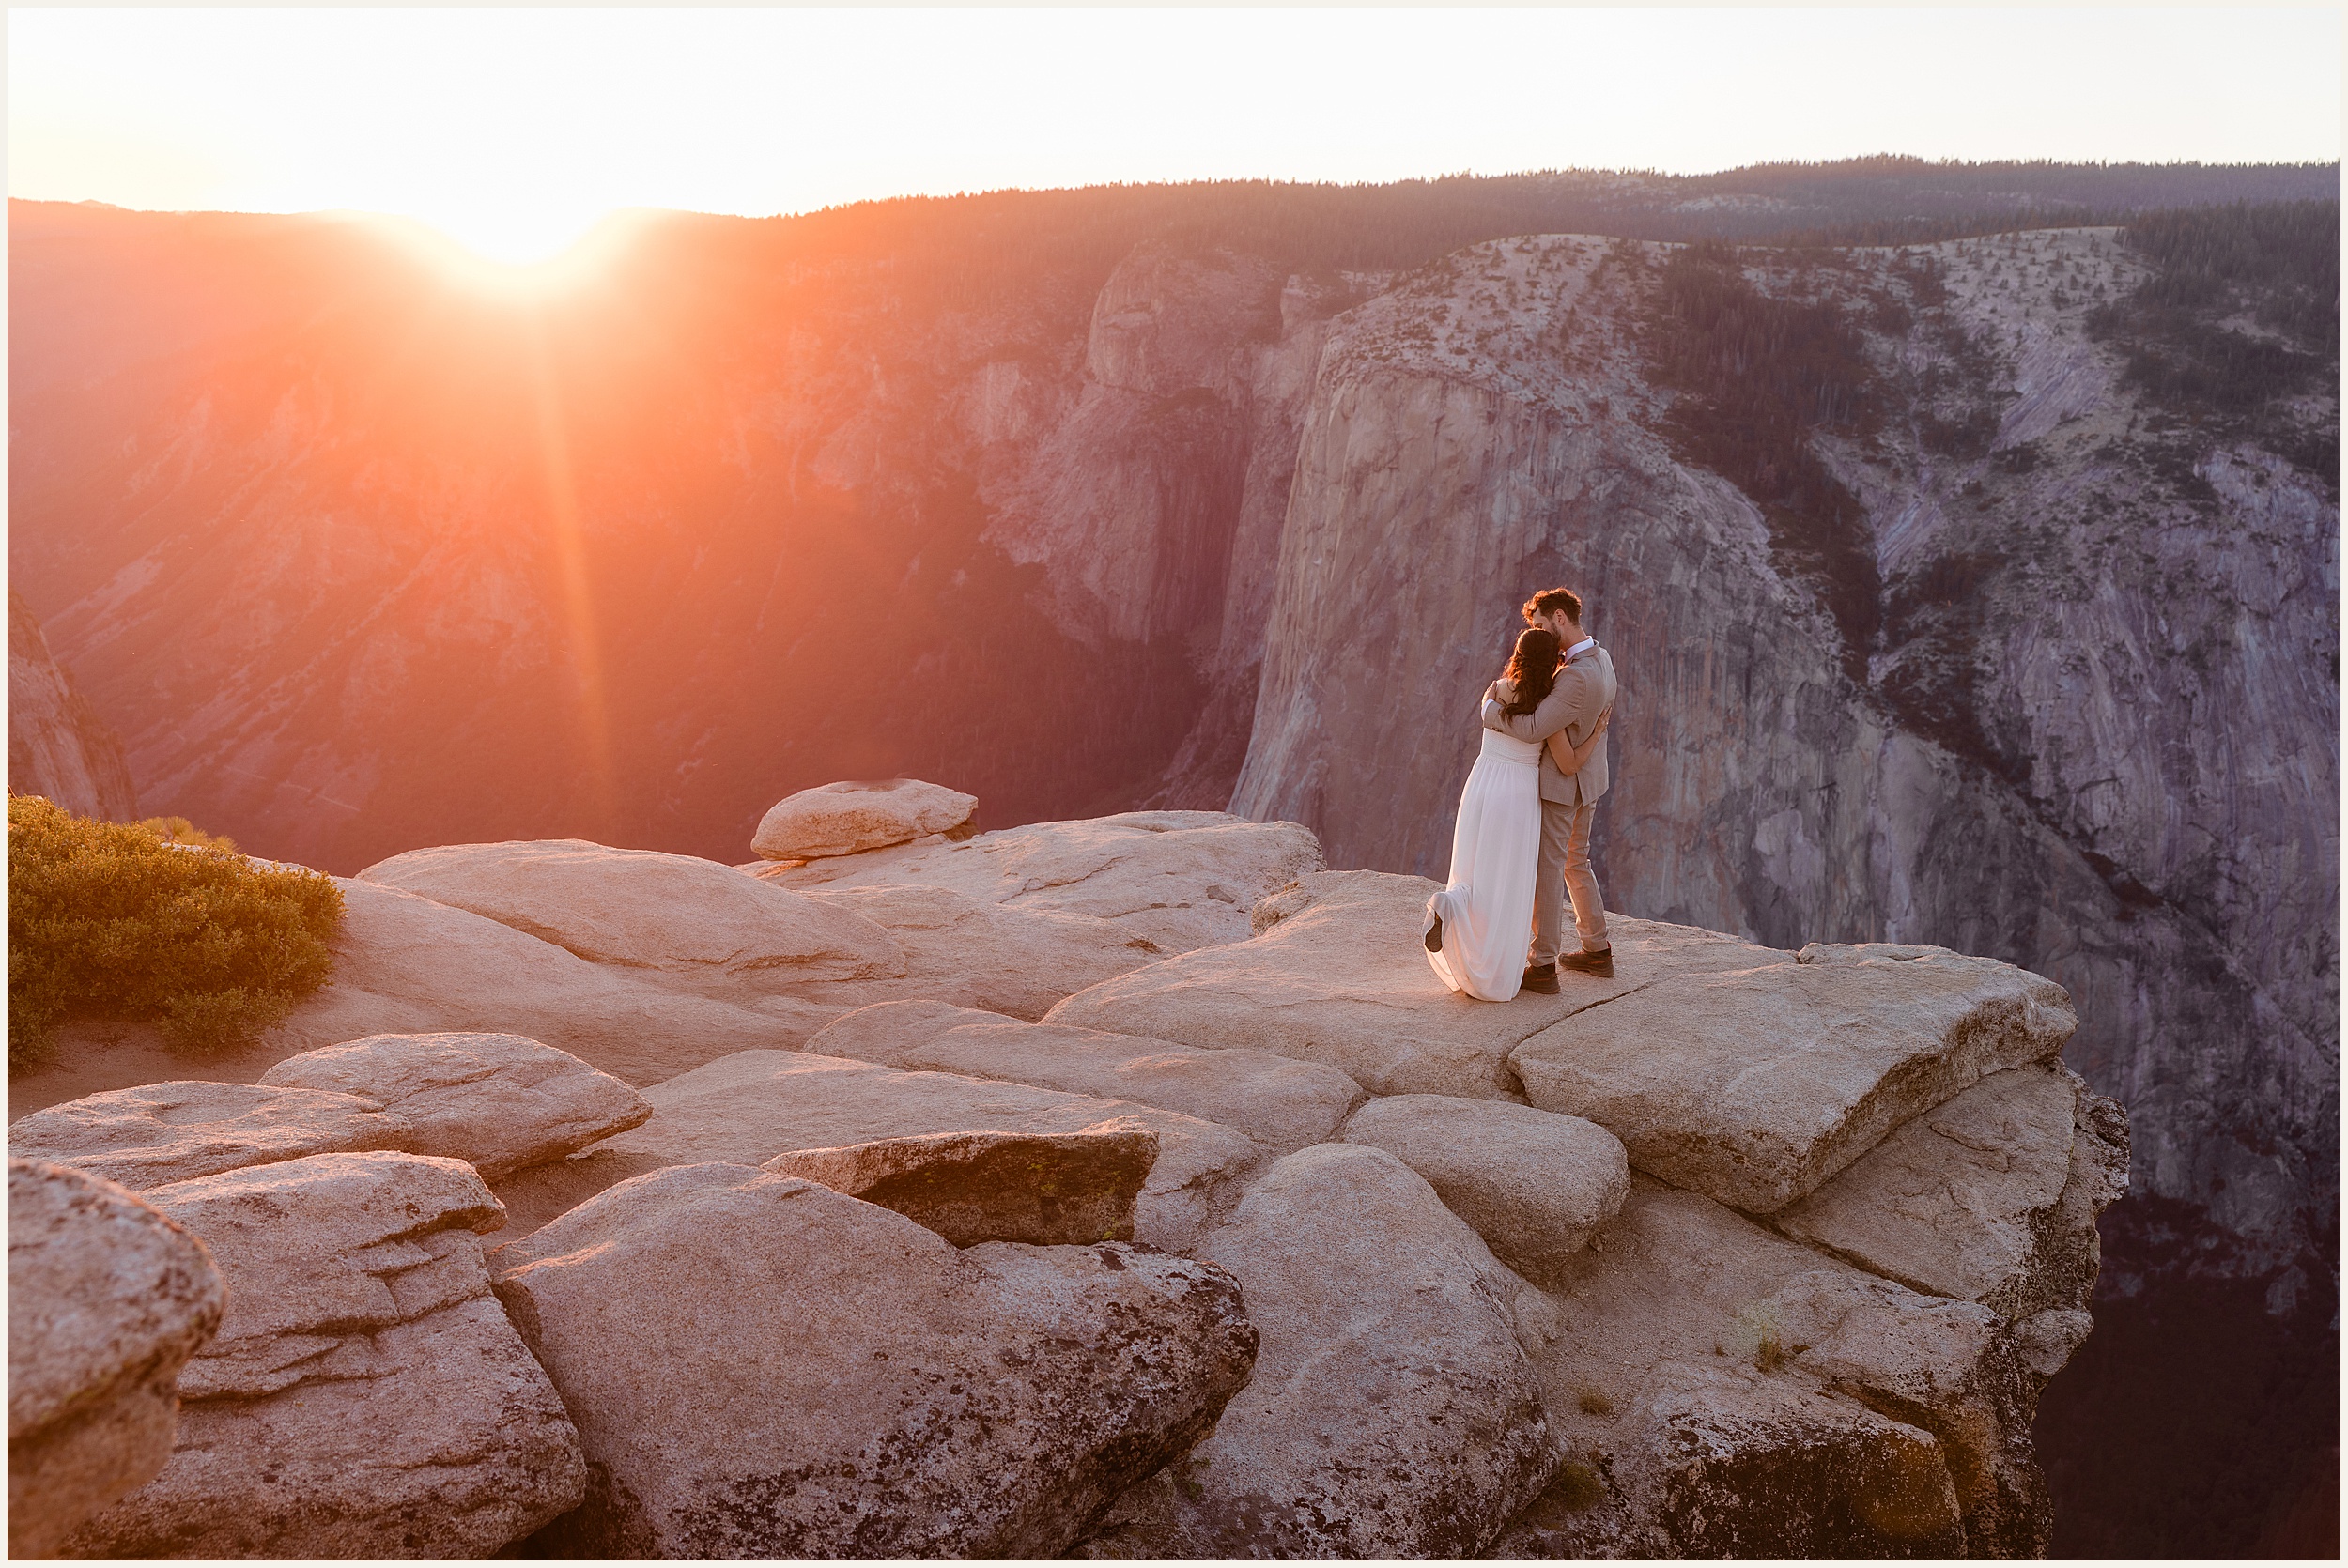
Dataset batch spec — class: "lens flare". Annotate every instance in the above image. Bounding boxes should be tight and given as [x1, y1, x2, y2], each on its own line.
[521, 312, 621, 836]
[432, 208, 608, 268]
[357, 208, 637, 297]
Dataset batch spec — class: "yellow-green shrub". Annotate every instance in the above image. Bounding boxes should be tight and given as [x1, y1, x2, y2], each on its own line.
[138, 815, 238, 853]
[8, 795, 344, 1064]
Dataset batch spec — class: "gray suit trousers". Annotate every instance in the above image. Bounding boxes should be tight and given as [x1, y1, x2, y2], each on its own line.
[1531, 798, 1609, 964]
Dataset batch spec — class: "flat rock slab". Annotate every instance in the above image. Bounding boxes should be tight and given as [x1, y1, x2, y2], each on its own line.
[360, 838, 904, 985]
[1775, 1062, 2128, 1320]
[8, 1160, 224, 1559]
[66, 1151, 584, 1559]
[571, 1051, 1266, 1252]
[1047, 871, 1791, 1099]
[753, 777, 977, 859]
[8, 1082, 411, 1191]
[807, 999, 1366, 1151]
[271, 878, 839, 1088]
[488, 1163, 1257, 1558]
[1341, 1094, 1629, 1287]
[258, 1032, 652, 1180]
[764, 1128, 1158, 1246]
[781, 884, 1164, 1021]
[766, 809, 1325, 954]
[1509, 943, 2079, 1213]
[1079, 1143, 1557, 1560]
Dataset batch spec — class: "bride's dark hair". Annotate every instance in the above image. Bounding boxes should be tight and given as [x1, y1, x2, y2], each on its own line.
[1501, 627, 1562, 717]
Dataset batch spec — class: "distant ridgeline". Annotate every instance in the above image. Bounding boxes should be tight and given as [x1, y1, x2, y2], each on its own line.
[727, 156, 2343, 302]
[17, 156, 2338, 339]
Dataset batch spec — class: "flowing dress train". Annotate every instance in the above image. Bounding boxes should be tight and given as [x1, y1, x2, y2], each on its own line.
[1426, 728, 1544, 1002]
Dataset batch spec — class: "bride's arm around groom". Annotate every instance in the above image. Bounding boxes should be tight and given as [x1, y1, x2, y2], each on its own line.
[1479, 658, 1605, 771]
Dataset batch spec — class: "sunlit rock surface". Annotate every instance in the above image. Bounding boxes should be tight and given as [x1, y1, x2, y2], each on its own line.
[752, 776, 977, 860]
[257, 1032, 653, 1181]
[1775, 1060, 2128, 1320]
[1045, 869, 1788, 1099]
[255, 878, 832, 1088]
[360, 838, 906, 989]
[779, 884, 1164, 1021]
[525, 1050, 1265, 1253]
[1510, 943, 2078, 1213]
[7, 803, 2139, 1557]
[1340, 1093, 1630, 1288]
[10, 1083, 411, 1191]
[807, 998, 1365, 1152]
[487, 1165, 1257, 1558]
[8, 1160, 223, 1558]
[1079, 1144, 1557, 1560]
[64, 1152, 584, 1559]
[766, 810, 1324, 954]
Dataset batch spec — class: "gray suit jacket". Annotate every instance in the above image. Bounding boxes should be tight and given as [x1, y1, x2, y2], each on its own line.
[1480, 639, 1617, 807]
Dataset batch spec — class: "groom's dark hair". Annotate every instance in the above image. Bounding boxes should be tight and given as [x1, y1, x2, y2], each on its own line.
[1523, 587, 1583, 626]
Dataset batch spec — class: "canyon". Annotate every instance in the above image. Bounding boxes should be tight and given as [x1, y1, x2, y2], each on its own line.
[8, 162, 2339, 1552]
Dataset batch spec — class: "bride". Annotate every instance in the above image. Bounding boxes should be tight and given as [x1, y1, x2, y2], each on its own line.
[1425, 628, 1609, 1002]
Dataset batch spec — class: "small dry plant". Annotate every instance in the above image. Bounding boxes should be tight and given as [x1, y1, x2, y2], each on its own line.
[1553, 1459, 1606, 1512]
[1726, 1299, 1791, 1373]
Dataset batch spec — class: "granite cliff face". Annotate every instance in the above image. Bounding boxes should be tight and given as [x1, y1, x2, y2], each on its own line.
[8, 591, 138, 821]
[1228, 230, 2339, 1295]
[1205, 223, 2337, 1553]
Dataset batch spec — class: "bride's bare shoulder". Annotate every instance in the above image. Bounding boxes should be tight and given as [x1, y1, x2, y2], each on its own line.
[1493, 676, 1519, 700]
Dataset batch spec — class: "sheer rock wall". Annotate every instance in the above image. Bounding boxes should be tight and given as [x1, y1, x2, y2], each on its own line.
[1229, 233, 2337, 1276]
[7, 591, 138, 821]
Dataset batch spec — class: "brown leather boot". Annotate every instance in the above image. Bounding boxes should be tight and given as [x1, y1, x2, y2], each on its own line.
[1558, 946, 1614, 978]
[1520, 961, 1560, 994]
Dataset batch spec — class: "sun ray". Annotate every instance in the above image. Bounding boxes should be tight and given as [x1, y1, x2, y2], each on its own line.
[521, 308, 621, 838]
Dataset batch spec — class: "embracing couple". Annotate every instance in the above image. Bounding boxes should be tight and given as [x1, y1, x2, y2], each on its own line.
[1425, 586, 1617, 1002]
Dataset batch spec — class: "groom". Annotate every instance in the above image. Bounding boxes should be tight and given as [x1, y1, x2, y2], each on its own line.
[1480, 586, 1617, 992]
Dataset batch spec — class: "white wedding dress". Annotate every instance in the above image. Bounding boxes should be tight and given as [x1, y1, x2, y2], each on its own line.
[1426, 727, 1544, 1002]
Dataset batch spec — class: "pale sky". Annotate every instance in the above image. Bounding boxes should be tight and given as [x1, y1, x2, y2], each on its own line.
[9, 6, 2342, 263]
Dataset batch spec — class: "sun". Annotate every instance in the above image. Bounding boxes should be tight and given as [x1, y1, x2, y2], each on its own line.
[425, 205, 611, 269]
[360, 207, 635, 298]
